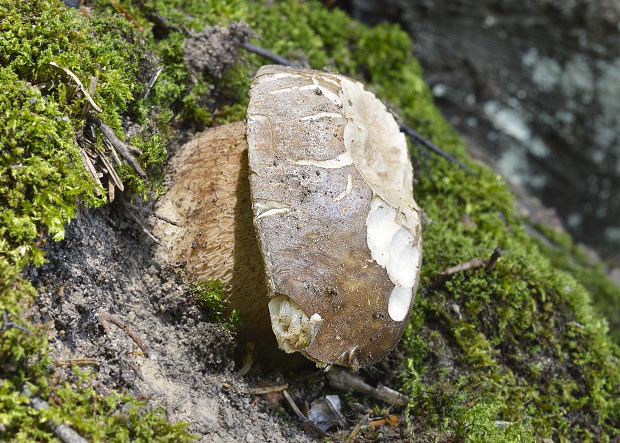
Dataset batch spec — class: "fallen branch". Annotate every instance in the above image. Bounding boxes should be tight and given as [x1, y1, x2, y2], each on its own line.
[49, 62, 102, 113]
[86, 112, 147, 179]
[327, 367, 408, 407]
[97, 309, 154, 359]
[23, 386, 88, 443]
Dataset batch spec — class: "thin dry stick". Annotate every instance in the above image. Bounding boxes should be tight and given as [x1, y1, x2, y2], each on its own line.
[127, 210, 166, 248]
[240, 42, 297, 67]
[104, 137, 123, 166]
[49, 62, 102, 113]
[246, 384, 288, 395]
[327, 367, 409, 407]
[98, 309, 154, 358]
[439, 246, 504, 278]
[142, 65, 164, 99]
[282, 390, 306, 421]
[96, 147, 124, 192]
[87, 112, 147, 178]
[79, 147, 104, 189]
[54, 358, 100, 367]
[128, 203, 178, 226]
[2, 311, 32, 334]
[346, 417, 366, 443]
[80, 76, 98, 119]
[126, 360, 145, 381]
[400, 124, 472, 172]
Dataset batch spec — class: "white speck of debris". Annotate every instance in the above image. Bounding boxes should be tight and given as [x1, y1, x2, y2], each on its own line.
[295, 151, 353, 169]
[333, 174, 353, 202]
[300, 112, 344, 120]
[253, 199, 291, 219]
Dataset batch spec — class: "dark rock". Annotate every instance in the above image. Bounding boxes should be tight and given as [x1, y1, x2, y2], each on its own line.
[346, 0, 620, 260]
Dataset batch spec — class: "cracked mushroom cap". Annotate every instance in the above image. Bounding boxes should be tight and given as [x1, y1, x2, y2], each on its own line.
[246, 65, 423, 369]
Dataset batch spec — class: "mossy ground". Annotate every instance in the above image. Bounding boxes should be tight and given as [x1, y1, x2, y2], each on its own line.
[0, 0, 618, 441]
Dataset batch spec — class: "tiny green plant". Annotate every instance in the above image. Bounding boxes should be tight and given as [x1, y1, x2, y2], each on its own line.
[193, 280, 243, 329]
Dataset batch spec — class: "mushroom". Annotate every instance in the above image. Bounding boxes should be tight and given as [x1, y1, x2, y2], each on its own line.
[154, 65, 422, 369]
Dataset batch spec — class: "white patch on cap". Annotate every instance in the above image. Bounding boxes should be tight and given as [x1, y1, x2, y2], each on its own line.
[257, 72, 303, 83]
[254, 199, 291, 219]
[386, 228, 419, 288]
[388, 286, 413, 322]
[366, 198, 400, 267]
[300, 112, 344, 120]
[366, 195, 419, 321]
[295, 151, 353, 169]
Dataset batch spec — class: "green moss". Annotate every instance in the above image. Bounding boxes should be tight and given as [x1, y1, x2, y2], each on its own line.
[193, 280, 242, 329]
[1, 0, 618, 440]
[530, 223, 620, 344]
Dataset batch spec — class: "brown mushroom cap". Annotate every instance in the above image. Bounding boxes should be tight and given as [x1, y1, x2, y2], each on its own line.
[246, 65, 422, 369]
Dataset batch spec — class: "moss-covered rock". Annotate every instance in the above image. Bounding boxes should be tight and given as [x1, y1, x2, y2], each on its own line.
[0, 0, 618, 441]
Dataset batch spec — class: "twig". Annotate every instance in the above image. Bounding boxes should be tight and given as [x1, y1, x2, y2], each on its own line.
[400, 124, 472, 172]
[128, 203, 178, 226]
[246, 384, 288, 395]
[327, 367, 409, 407]
[346, 415, 368, 443]
[126, 210, 166, 248]
[440, 257, 487, 277]
[142, 65, 164, 99]
[282, 390, 330, 437]
[108, 0, 144, 32]
[430, 247, 504, 289]
[49, 62, 102, 113]
[103, 137, 123, 166]
[485, 247, 504, 270]
[54, 358, 100, 367]
[79, 147, 104, 190]
[282, 390, 306, 421]
[86, 112, 147, 179]
[23, 386, 88, 443]
[97, 310, 154, 359]
[439, 247, 504, 278]
[236, 342, 255, 376]
[80, 76, 98, 119]
[1, 311, 32, 334]
[126, 360, 145, 381]
[96, 146, 124, 193]
[239, 42, 297, 67]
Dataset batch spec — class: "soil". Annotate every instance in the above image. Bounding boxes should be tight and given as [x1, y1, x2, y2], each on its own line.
[24, 129, 410, 442]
